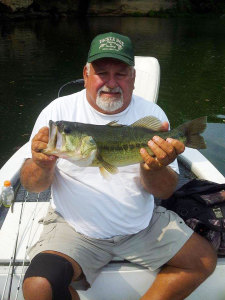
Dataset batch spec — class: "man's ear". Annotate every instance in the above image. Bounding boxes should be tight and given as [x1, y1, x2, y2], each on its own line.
[83, 65, 88, 88]
[132, 68, 136, 90]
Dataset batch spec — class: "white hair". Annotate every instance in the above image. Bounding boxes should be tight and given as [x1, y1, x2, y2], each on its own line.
[85, 62, 135, 77]
[86, 62, 91, 75]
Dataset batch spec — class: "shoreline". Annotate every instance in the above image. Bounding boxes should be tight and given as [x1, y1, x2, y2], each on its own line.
[1, 11, 225, 22]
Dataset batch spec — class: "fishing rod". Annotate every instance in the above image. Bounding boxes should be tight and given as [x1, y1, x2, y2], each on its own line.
[1, 199, 26, 300]
[57, 78, 84, 98]
[1, 184, 26, 300]
[15, 195, 41, 300]
[1, 185, 31, 300]
[6, 189, 29, 300]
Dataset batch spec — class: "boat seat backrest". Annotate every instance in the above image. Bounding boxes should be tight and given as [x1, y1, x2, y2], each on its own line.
[133, 56, 160, 103]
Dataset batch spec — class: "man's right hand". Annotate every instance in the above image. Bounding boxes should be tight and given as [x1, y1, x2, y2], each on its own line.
[21, 127, 57, 193]
[31, 127, 57, 169]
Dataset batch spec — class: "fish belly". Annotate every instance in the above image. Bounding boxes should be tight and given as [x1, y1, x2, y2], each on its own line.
[89, 126, 156, 167]
[92, 146, 154, 167]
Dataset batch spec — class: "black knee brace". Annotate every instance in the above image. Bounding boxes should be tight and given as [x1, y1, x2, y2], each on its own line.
[24, 253, 74, 300]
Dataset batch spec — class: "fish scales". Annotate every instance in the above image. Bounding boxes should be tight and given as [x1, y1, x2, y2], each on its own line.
[82, 125, 154, 166]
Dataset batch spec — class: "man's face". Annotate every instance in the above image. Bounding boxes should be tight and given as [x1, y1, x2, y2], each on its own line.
[83, 58, 135, 114]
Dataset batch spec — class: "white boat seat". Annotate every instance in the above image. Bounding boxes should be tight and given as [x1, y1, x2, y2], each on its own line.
[134, 56, 160, 103]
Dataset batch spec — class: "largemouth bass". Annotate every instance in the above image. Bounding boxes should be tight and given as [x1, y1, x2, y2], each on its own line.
[42, 116, 207, 177]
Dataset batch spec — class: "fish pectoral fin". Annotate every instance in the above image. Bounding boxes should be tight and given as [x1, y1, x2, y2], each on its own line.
[106, 120, 125, 127]
[130, 116, 162, 131]
[81, 136, 97, 156]
[97, 154, 119, 176]
[99, 167, 111, 180]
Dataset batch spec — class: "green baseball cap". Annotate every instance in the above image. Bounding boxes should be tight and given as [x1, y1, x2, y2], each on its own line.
[87, 32, 134, 66]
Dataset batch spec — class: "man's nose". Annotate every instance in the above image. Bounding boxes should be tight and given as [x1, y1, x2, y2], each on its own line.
[105, 75, 118, 89]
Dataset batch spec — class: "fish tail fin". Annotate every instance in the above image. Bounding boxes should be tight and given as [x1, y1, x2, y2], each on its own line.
[177, 116, 207, 149]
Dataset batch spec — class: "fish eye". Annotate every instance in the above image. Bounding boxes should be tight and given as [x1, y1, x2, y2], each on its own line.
[64, 127, 72, 134]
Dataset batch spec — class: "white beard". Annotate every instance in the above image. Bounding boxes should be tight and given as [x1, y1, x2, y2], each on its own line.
[96, 86, 124, 112]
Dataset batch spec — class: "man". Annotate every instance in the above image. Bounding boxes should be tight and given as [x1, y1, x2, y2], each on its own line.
[21, 32, 216, 300]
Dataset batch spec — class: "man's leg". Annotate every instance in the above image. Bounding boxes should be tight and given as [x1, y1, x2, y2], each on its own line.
[140, 232, 217, 300]
[23, 250, 82, 300]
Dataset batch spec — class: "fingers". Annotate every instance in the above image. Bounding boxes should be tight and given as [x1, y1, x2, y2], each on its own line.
[140, 136, 185, 171]
[166, 138, 185, 155]
[140, 148, 162, 171]
[150, 136, 177, 165]
[32, 127, 49, 144]
[31, 127, 57, 168]
[160, 121, 169, 132]
[31, 151, 57, 169]
[32, 127, 49, 153]
[32, 141, 48, 153]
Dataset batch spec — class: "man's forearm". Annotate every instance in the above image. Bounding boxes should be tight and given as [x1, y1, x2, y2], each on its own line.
[20, 158, 55, 193]
[140, 165, 178, 199]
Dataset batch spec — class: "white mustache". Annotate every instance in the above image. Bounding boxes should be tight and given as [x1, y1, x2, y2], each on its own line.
[96, 85, 124, 112]
[98, 86, 122, 94]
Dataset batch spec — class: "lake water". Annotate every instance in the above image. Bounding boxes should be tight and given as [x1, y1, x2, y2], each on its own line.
[0, 17, 225, 175]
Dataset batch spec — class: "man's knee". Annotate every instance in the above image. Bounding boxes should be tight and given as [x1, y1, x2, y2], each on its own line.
[191, 233, 217, 276]
[23, 252, 74, 300]
[198, 234, 217, 277]
[23, 276, 52, 299]
[168, 232, 217, 277]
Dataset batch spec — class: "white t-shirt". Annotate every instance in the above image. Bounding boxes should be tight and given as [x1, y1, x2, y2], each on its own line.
[26, 89, 178, 238]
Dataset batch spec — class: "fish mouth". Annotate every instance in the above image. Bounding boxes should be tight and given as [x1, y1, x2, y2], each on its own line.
[45, 121, 66, 155]
[44, 121, 83, 160]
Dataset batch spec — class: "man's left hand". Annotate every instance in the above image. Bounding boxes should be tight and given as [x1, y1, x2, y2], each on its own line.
[140, 136, 185, 171]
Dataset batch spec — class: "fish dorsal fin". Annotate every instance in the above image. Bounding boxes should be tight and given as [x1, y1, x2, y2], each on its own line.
[130, 116, 162, 131]
[96, 153, 119, 178]
[106, 121, 125, 127]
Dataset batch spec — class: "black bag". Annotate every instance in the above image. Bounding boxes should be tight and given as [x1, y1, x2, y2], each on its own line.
[161, 179, 225, 255]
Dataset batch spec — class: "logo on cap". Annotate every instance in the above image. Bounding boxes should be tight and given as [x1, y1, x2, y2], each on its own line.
[99, 37, 124, 52]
